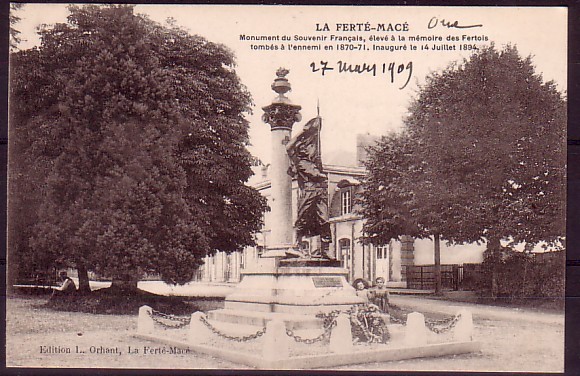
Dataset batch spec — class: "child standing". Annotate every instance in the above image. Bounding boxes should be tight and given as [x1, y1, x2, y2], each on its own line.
[369, 277, 390, 313]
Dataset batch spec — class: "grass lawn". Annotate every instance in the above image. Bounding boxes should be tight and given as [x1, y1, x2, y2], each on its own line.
[6, 295, 245, 369]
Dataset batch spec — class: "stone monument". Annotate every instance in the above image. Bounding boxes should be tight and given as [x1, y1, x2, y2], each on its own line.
[208, 69, 364, 328]
[135, 69, 480, 369]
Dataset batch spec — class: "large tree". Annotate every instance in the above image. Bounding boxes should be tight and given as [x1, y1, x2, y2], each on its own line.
[362, 45, 566, 295]
[9, 5, 267, 292]
[361, 130, 450, 294]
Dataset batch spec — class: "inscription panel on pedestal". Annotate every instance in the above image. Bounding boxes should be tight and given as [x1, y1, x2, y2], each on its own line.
[312, 276, 342, 288]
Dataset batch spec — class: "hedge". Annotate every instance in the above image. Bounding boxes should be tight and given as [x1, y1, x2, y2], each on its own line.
[478, 249, 564, 300]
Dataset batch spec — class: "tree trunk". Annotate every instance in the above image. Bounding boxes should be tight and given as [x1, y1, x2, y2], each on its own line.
[487, 236, 501, 299]
[76, 262, 91, 294]
[434, 233, 442, 295]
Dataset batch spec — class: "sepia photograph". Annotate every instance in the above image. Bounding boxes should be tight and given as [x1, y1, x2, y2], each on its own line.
[6, 3, 566, 372]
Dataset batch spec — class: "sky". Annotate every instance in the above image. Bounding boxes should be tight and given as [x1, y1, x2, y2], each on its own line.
[13, 4, 567, 166]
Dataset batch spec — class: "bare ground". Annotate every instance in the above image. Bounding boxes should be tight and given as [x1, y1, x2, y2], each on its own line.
[6, 296, 564, 372]
[334, 317, 563, 372]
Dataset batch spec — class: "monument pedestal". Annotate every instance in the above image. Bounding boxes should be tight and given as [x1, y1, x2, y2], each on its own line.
[208, 256, 364, 330]
[225, 264, 364, 314]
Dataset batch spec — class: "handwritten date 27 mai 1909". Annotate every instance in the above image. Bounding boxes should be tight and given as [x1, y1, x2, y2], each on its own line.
[310, 60, 413, 90]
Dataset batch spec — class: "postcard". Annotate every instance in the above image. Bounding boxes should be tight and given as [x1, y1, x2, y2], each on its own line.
[7, 4, 566, 372]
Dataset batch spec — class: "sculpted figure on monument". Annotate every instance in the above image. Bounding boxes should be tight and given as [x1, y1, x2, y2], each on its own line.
[287, 116, 334, 260]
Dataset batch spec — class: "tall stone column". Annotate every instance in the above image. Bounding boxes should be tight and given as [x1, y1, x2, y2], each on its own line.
[261, 68, 301, 256]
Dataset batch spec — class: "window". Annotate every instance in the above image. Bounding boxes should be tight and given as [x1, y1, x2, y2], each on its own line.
[224, 254, 232, 281]
[341, 189, 352, 215]
[339, 238, 351, 256]
[376, 245, 387, 259]
[339, 238, 351, 270]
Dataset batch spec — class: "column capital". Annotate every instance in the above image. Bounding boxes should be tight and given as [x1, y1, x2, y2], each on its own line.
[262, 103, 302, 131]
[262, 68, 302, 131]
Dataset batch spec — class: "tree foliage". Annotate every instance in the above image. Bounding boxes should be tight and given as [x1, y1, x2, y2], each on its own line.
[362, 44, 566, 253]
[360, 131, 420, 246]
[9, 5, 267, 288]
[9, 3, 24, 51]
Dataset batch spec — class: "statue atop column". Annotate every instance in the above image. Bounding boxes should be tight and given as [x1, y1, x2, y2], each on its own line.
[287, 116, 334, 260]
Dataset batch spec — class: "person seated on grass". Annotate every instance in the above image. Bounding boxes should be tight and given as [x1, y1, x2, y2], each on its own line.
[52, 271, 77, 296]
[353, 278, 371, 303]
[369, 276, 391, 313]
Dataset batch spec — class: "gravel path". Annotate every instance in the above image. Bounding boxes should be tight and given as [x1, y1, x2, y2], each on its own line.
[390, 295, 564, 324]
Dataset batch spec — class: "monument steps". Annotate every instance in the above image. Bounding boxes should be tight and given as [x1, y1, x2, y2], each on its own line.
[208, 308, 324, 330]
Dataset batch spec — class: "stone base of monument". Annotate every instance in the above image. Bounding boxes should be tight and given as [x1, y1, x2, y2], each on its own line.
[219, 264, 365, 315]
[134, 254, 482, 369]
[134, 306, 481, 370]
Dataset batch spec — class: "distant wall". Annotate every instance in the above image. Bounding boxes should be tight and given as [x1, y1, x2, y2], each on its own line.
[413, 238, 485, 265]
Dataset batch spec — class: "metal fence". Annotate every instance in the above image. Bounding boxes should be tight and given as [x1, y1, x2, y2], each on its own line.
[405, 263, 482, 291]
